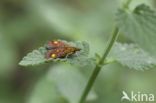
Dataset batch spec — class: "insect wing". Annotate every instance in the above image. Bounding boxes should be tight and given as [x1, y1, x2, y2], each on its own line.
[45, 48, 66, 59]
[46, 40, 69, 50]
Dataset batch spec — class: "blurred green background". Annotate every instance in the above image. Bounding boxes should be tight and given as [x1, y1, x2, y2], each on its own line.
[0, 0, 156, 103]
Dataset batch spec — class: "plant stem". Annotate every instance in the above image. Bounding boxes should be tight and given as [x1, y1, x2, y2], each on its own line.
[79, 27, 119, 103]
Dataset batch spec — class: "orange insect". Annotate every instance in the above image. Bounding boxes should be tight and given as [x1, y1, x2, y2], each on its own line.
[45, 40, 80, 59]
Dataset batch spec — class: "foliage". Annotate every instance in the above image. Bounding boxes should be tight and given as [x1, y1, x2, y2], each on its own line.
[116, 4, 156, 57]
[28, 64, 97, 103]
[19, 41, 90, 66]
[1, 0, 156, 103]
[28, 77, 67, 103]
[110, 42, 156, 70]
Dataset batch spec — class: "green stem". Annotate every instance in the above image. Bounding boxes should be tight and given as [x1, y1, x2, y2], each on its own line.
[79, 27, 119, 103]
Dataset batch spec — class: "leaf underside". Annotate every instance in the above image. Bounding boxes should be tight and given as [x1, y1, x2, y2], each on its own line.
[47, 65, 97, 103]
[116, 4, 156, 57]
[28, 64, 97, 103]
[110, 42, 156, 70]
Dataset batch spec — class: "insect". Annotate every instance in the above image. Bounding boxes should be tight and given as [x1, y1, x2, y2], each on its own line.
[45, 40, 81, 59]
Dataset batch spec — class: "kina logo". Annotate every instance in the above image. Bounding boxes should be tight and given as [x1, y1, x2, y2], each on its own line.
[121, 91, 155, 102]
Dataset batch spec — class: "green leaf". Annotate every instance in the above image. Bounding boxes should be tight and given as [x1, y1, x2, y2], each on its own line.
[47, 64, 97, 103]
[109, 42, 156, 70]
[19, 40, 90, 66]
[19, 47, 47, 66]
[27, 77, 68, 103]
[116, 4, 156, 57]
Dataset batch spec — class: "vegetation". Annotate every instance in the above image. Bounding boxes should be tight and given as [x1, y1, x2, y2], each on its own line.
[0, 0, 156, 103]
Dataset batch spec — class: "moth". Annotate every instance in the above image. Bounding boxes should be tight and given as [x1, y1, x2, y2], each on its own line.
[45, 40, 80, 59]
